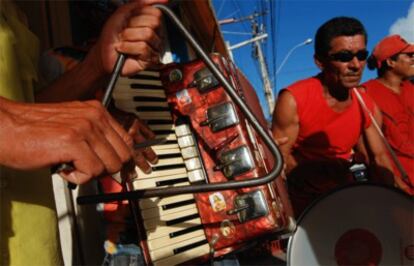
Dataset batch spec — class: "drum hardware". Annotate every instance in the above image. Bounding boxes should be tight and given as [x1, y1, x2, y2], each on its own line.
[349, 161, 368, 182]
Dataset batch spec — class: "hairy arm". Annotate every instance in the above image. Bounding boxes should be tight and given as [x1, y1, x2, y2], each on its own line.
[35, 1, 166, 102]
[355, 104, 383, 164]
[271, 90, 300, 174]
[0, 97, 133, 184]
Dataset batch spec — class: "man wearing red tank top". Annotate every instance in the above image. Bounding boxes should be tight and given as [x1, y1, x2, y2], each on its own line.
[362, 35, 414, 194]
[271, 17, 401, 218]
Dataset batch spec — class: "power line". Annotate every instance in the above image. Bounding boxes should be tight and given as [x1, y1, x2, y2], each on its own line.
[222, 31, 253, 36]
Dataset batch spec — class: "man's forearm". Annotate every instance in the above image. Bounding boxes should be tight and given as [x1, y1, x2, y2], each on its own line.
[285, 153, 299, 174]
[0, 96, 31, 115]
[371, 154, 396, 186]
[35, 46, 107, 102]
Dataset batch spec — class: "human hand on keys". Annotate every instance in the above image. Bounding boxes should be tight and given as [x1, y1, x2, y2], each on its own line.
[0, 97, 133, 185]
[108, 104, 158, 174]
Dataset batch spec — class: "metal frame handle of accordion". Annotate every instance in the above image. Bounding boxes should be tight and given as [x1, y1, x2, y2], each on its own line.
[77, 4, 283, 205]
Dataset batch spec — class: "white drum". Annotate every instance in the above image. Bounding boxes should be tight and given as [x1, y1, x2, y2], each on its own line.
[287, 184, 414, 266]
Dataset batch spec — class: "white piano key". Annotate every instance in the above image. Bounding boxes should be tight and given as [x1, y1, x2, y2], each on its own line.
[139, 194, 195, 209]
[155, 134, 177, 141]
[181, 146, 198, 159]
[132, 172, 189, 189]
[153, 243, 210, 266]
[178, 135, 195, 148]
[141, 203, 197, 220]
[152, 157, 185, 167]
[184, 158, 202, 170]
[152, 144, 180, 151]
[188, 169, 206, 183]
[175, 124, 192, 137]
[147, 229, 205, 250]
[134, 166, 187, 179]
[153, 148, 181, 155]
[146, 217, 202, 240]
[150, 235, 208, 262]
[143, 208, 201, 230]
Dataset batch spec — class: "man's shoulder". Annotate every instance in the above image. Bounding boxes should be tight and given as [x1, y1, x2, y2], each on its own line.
[280, 76, 322, 115]
[360, 79, 380, 92]
[402, 80, 414, 89]
[360, 79, 394, 102]
[286, 76, 320, 92]
[284, 76, 321, 104]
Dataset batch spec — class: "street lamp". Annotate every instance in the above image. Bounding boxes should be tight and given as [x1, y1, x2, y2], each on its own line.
[276, 38, 313, 75]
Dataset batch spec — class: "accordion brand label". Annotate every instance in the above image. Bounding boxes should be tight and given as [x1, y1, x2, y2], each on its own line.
[209, 192, 226, 212]
[176, 89, 191, 105]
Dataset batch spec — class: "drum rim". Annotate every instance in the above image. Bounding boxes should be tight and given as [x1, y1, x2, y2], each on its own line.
[286, 182, 413, 266]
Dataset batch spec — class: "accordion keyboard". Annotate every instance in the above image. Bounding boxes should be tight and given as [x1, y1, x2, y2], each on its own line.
[112, 71, 210, 265]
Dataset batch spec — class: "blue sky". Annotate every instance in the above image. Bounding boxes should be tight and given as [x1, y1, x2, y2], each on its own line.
[211, 0, 414, 118]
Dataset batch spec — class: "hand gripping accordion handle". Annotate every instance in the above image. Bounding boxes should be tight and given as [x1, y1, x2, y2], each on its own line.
[51, 53, 126, 190]
[77, 4, 284, 204]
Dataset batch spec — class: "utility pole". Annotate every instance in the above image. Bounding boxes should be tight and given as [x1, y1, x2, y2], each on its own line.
[219, 12, 275, 116]
[252, 21, 274, 115]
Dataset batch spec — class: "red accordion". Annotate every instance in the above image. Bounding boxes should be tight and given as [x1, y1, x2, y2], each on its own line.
[103, 54, 293, 265]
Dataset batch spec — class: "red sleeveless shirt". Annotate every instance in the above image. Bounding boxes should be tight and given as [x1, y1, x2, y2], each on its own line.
[285, 76, 376, 216]
[287, 76, 375, 162]
[362, 79, 414, 186]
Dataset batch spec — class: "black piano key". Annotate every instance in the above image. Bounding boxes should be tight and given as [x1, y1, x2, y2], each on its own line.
[173, 239, 209, 255]
[152, 163, 186, 172]
[162, 199, 196, 210]
[146, 120, 174, 125]
[135, 106, 171, 112]
[133, 96, 166, 102]
[157, 153, 183, 160]
[165, 213, 200, 226]
[130, 74, 160, 81]
[130, 84, 163, 90]
[169, 224, 204, 238]
[151, 130, 175, 135]
[156, 177, 189, 187]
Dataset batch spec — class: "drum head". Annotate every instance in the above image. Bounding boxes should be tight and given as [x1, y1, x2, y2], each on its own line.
[287, 184, 414, 266]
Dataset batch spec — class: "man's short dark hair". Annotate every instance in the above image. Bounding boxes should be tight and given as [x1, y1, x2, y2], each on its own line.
[368, 53, 399, 77]
[314, 17, 368, 58]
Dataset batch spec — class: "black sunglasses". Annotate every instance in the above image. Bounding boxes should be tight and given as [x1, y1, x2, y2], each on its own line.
[328, 50, 369, 62]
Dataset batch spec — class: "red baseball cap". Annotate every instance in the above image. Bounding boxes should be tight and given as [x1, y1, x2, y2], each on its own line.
[371, 35, 414, 68]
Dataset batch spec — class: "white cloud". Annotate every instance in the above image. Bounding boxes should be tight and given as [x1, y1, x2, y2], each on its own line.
[389, 1, 414, 42]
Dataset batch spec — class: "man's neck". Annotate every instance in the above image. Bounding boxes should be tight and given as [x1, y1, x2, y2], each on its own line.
[321, 84, 353, 112]
[378, 74, 403, 94]
[325, 86, 350, 101]
[318, 74, 351, 102]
